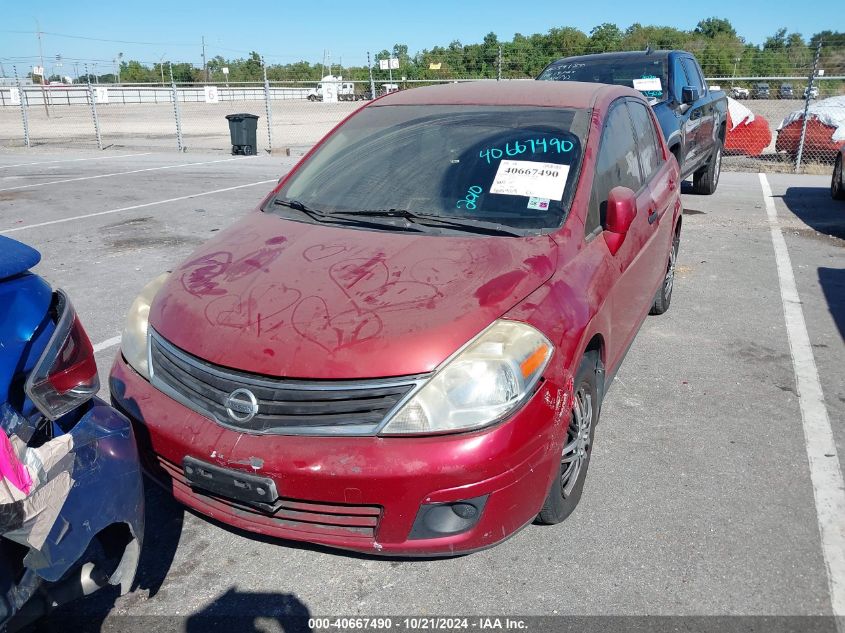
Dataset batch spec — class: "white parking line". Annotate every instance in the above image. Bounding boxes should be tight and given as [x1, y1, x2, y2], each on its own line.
[93, 335, 122, 354]
[0, 153, 152, 170]
[759, 173, 845, 620]
[0, 156, 257, 192]
[0, 179, 276, 234]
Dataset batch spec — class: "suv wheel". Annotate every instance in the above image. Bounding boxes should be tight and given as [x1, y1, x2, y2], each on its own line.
[832, 155, 845, 200]
[692, 140, 722, 195]
[537, 352, 600, 525]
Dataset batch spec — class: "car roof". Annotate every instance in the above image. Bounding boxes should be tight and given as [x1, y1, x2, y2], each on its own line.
[373, 80, 633, 109]
[545, 50, 677, 66]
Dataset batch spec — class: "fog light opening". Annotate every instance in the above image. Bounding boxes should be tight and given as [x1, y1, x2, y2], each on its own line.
[409, 495, 488, 540]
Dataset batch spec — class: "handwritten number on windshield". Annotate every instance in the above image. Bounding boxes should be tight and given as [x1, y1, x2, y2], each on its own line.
[457, 185, 483, 210]
[479, 137, 574, 164]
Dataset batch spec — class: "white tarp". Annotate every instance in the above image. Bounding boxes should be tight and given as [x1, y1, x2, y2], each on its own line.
[778, 95, 845, 142]
[726, 96, 755, 130]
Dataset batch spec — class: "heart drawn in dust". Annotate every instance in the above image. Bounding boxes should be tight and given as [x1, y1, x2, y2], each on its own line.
[291, 296, 382, 352]
[204, 283, 301, 332]
[329, 258, 439, 309]
[303, 244, 347, 262]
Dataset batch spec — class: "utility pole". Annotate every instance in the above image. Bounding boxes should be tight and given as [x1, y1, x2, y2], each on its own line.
[34, 18, 49, 117]
[202, 36, 208, 82]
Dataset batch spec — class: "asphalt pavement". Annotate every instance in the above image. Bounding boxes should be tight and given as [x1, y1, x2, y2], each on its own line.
[0, 149, 842, 631]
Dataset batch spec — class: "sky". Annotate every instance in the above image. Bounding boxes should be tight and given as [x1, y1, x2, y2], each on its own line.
[0, 0, 838, 75]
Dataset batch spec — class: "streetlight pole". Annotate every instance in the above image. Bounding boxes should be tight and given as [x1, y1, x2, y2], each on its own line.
[159, 53, 166, 85]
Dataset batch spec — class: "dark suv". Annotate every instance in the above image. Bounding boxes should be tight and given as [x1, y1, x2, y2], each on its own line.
[752, 83, 771, 99]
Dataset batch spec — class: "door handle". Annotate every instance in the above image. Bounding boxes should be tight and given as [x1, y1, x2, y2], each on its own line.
[648, 208, 658, 224]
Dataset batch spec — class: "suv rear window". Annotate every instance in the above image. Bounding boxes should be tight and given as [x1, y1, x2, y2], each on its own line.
[538, 56, 669, 102]
[269, 105, 590, 232]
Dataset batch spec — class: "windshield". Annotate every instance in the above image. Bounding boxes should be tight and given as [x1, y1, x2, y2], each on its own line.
[267, 104, 589, 234]
[538, 56, 669, 102]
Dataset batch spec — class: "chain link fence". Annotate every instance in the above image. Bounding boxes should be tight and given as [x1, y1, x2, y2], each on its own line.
[1, 46, 843, 174]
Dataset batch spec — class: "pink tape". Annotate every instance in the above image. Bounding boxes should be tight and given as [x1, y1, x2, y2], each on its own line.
[0, 431, 33, 496]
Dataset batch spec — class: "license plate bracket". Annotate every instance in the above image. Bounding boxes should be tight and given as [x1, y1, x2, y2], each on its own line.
[183, 456, 278, 510]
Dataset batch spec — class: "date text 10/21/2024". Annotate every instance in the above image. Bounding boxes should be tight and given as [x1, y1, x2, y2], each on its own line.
[308, 617, 529, 630]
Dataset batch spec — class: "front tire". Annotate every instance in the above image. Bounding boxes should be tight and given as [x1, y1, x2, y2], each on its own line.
[650, 227, 680, 315]
[832, 155, 845, 200]
[537, 352, 600, 525]
[692, 140, 722, 195]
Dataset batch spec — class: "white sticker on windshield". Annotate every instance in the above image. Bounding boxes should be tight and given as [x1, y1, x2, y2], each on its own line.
[489, 160, 569, 201]
[633, 77, 662, 92]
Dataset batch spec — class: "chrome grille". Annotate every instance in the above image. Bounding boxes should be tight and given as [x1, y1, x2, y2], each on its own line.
[148, 329, 425, 435]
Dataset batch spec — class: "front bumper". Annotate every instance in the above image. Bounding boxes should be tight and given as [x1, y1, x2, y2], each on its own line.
[110, 354, 570, 555]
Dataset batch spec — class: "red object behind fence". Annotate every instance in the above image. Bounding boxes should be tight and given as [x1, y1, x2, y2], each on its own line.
[724, 97, 771, 157]
[776, 118, 844, 159]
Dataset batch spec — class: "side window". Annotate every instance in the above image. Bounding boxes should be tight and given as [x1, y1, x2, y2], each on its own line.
[626, 101, 663, 182]
[682, 58, 704, 94]
[586, 103, 643, 236]
[671, 58, 689, 102]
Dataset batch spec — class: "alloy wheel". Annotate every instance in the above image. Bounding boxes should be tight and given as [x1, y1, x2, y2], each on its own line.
[664, 237, 679, 299]
[561, 386, 593, 498]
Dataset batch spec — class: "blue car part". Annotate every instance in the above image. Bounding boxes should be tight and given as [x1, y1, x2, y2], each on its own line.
[0, 236, 144, 630]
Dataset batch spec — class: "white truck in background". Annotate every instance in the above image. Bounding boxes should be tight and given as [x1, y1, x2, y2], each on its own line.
[307, 75, 360, 102]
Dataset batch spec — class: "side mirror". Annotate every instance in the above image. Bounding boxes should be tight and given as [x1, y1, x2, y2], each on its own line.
[604, 187, 637, 255]
[681, 86, 699, 105]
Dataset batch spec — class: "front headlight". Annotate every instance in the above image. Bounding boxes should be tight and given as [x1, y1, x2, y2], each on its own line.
[121, 273, 169, 379]
[381, 320, 553, 435]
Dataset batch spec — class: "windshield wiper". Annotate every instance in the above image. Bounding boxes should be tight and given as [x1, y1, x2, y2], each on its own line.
[273, 198, 335, 222]
[333, 209, 522, 237]
[271, 199, 421, 232]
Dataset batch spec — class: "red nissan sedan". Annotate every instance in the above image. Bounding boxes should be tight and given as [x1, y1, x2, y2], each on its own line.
[110, 81, 682, 555]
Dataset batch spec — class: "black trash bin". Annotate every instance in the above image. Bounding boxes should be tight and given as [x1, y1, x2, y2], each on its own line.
[225, 113, 259, 155]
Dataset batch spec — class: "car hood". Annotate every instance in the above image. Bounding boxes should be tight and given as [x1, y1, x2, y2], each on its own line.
[149, 212, 557, 379]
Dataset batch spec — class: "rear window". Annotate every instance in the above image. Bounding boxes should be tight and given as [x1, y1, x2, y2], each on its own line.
[270, 104, 590, 232]
[539, 56, 669, 102]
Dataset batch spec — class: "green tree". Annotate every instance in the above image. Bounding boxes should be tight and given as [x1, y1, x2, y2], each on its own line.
[588, 23, 623, 52]
[695, 17, 737, 40]
[546, 27, 588, 57]
[763, 28, 788, 51]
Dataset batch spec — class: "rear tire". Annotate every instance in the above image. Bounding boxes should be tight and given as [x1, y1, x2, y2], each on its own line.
[650, 227, 680, 315]
[537, 352, 600, 525]
[832, 155, 845, 200]
[692, 140, 722, 195]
